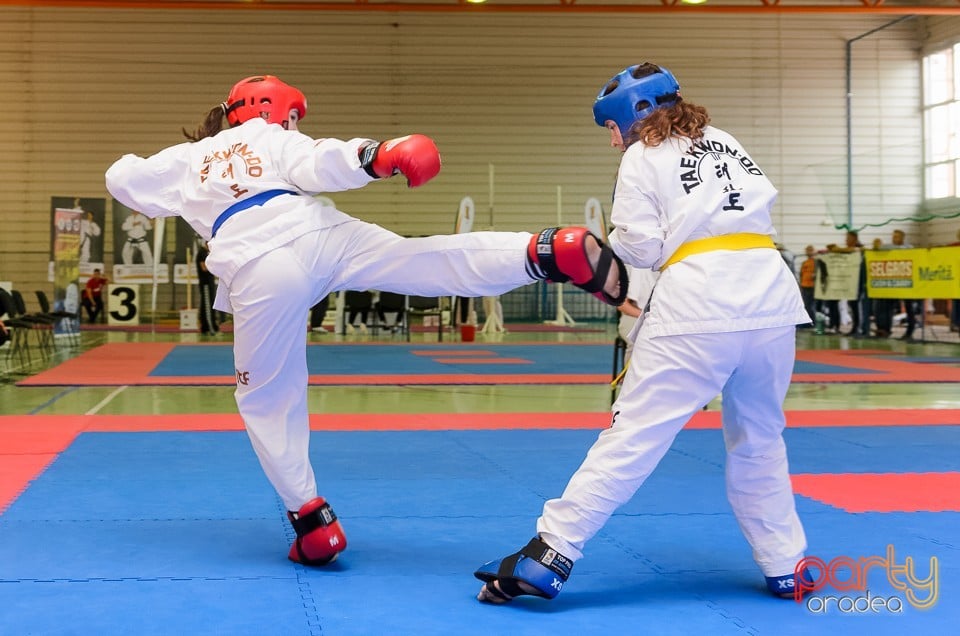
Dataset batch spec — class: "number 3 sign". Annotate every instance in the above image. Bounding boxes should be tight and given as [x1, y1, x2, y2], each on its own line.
[107, 284, 140, 326]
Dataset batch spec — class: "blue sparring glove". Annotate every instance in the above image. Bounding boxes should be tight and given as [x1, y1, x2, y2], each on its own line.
[474, 536, 573, 603]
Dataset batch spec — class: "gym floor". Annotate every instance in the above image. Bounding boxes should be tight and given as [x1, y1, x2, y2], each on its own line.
[1, 322, 958, 635]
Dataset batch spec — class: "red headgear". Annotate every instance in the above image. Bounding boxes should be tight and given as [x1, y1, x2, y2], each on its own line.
[223, 75, 307, 128]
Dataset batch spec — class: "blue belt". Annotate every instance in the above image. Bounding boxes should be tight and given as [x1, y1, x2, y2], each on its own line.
[211, 189, 298, 237]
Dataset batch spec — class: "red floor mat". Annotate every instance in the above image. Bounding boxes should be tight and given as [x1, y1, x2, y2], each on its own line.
[19, 344, 960, 387]
[792, 472, 960, 512]
[0, 416, 88, 514]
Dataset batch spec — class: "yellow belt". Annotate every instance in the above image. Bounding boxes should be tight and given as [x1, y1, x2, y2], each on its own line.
[661, 233, 776, 271]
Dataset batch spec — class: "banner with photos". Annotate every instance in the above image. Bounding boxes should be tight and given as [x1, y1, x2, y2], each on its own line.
[52, 208, 81, 333]
[48, 197, 105, 282]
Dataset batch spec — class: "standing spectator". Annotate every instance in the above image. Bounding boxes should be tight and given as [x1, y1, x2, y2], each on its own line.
[819, 244, 841, 334]
[798, 245, 817, 328]
[827, 231, 865, 336]
[372, 291, 388, 329]
[81, 268, 108, 323]
[196, 240, 219, 335]
[310, 295, 330, 334]
[889, 229, 919, 340]
[852, 233, 871, 337]
[868, 237, 886, 338]
[950, 230, 960, 333]
[873, 229, 915, 338]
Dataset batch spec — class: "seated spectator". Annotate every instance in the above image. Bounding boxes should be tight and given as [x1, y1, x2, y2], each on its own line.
[82, 268, 108, 323]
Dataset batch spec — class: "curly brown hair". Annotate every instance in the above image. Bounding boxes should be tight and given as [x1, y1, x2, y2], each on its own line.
[182, 104, 229, 142]
[625, 98, 711, 148]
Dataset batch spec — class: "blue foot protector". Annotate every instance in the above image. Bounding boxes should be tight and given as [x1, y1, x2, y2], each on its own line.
[766, 567, 813, 599]
[474, 536, 573, 603]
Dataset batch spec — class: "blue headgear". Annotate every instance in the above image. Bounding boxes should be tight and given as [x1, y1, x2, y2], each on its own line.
[592, 63, 681, 135]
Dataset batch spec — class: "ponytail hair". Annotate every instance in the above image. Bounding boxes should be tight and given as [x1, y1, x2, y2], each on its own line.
[182, 103, 228, 142]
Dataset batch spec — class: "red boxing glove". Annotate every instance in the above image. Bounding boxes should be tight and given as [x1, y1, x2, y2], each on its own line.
[287, 496, 347, 566]
[526, 227, 628, 306]
[360, 134, 441, 187]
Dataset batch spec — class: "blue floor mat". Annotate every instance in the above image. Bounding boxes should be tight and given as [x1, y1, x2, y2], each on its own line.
[1, 428, 957, 635]
[148, 343, 867, 378]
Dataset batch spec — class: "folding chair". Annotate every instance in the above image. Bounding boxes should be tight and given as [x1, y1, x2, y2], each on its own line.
[407, 295, 444, 342]
[35, 289, 81, 345]
[0, 288, 34, 365]
[10, 289, 54, 353]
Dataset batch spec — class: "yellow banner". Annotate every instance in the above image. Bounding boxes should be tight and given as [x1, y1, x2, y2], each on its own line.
[864, 246, 960, 299]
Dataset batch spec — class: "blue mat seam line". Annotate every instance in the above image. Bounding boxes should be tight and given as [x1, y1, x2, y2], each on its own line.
[596, 534, 669, 575]
[0, 575, 296, 583]
[700, 597, 761, 636]
[295, 568, 324, 636]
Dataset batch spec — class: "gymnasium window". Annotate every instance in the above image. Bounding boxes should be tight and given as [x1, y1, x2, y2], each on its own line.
[923, 46, 960, 199]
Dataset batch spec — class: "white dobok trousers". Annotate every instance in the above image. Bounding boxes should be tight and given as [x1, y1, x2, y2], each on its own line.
[537, 325, 807, 577]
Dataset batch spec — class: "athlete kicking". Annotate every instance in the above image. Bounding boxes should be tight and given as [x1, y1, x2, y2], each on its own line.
[105, 75, 625, 566]
[475, 63, 812, 604]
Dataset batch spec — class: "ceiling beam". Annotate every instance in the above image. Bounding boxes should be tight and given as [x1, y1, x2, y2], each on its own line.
[4, 0, 960, 15]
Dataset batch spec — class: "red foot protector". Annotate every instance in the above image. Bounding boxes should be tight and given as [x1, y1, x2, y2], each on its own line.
[287, 496, 348, 565]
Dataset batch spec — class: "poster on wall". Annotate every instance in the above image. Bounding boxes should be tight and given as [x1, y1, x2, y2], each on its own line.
[48, 197, 105, 282]
[112, 200, 169, 284]
[52, 207, 81, 333]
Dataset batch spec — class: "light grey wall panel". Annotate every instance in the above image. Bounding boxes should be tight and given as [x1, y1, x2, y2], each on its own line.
[0, 7, 929, 305]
